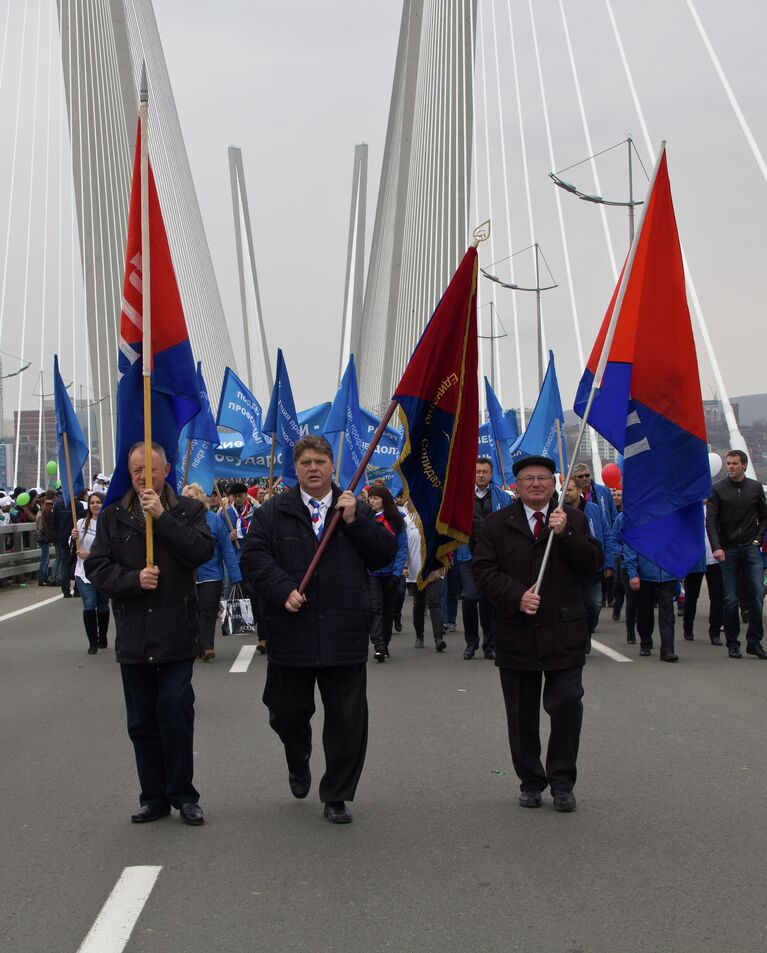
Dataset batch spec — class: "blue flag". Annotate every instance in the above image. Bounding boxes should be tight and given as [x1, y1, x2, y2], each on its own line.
[53, 354, 89, 507]
[322, 355, 368, 489]
[216, 366, 269, 459]
[483, 378, 519, 484]
[263, 349, 301, 486]
[509, 351, 567, 475]
[177, 363, 220, 495]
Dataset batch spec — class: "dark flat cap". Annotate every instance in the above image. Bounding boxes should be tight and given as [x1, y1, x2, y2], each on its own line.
[512, 455, 556, 477]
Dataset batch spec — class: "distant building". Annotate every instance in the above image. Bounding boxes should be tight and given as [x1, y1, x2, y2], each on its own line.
[13, 400, 101, 489]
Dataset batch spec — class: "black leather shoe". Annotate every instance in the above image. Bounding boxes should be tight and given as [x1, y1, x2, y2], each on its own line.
[683, 631, 694, 641]
[518, 791, 542, 808]
[373, 646, 386, 663]
[552, 790, 576, 812]
[463, 650, 475, 660]
[394, 618, 402, 633]
[728, 647, 743, 658]
[179, 803, 205, 826]
[436, 639, 446, 652]
[639, 647, 651, 657]
[611, 610, 621, 621]
[660, 652, 679, 662]
[87, 645, 97, 655]
[62, 591, 72, 598]
[710, 636, 723, 646]
[747, 644, 767, 659]
[289, 765, 311, 799]
[323, 801, 352, 824]
[131, 804, 170, 824]
[414, 636, 424, 648]
[627, 633, 636, 644]
[483, 650, 495, 660]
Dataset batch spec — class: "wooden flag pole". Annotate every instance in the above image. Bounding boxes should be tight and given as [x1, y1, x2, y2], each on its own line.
[183, 437, 193, 487]
[62, 433, 78, 533]
[267, 433, 276, 493]
[139, 64, 154, 567]
[215, 478, 240, 550]
[298, 399, 398, 594]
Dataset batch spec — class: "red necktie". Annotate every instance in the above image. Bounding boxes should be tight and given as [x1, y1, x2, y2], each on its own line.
[533, 511, 544, 539]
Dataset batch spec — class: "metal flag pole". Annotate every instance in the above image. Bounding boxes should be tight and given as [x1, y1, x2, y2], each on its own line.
[183, 438, 193, 486]
[533, 145, 666, 595]
[139, 64, 154, 567]
[267, 433, 276, 493]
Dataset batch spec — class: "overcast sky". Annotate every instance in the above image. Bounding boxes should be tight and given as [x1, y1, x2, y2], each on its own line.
[0, 0, 765, 423]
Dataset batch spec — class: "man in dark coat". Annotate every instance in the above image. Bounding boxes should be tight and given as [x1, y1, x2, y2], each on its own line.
[85, 442, 213, 826]
[472, 455, 602, 813]
[240, 436, 396, 824]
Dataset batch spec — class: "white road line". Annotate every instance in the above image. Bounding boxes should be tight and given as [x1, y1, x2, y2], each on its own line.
[76, 865, 162, 953]
[0, 593, 63, 624]
[229, 644, 258, 673]
[591, 639, 633, 663]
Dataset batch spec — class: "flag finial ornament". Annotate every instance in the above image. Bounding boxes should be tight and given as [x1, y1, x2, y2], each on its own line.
[472, 220, 491, 247]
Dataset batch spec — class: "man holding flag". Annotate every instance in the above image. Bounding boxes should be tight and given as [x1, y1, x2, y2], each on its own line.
[87, 86, 213, 826]
[472, 456, 601, 812]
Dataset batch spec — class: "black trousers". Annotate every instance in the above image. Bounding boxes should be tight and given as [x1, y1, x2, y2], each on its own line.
[635, 579, 676, 653]
[368, 576, 395, 648]
[262, 661, 368, 803]
[459, 562, 494, 653]
[619, 567, 638, 638]
[120, 660, 199, 809]
[683, 565, 723, 640]
[196, 580, 223, 650]
[499, 666, 584, 794]
[408, 579, 443, 641]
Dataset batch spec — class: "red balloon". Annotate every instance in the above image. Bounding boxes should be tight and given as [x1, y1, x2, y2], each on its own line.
[601, 463, 622, 489]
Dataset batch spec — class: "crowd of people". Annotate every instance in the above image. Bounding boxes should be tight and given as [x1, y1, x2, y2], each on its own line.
[15, 441, 764, 826]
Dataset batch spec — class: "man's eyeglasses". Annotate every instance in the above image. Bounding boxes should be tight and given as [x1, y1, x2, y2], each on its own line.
[517, 475, 553, 484]
[574, 473, 591, 480]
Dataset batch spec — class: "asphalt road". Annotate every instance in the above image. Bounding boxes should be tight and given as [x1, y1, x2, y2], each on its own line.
[1, 590, 766, 953]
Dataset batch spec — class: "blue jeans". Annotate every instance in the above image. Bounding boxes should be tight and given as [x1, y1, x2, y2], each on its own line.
[75, 577, 109, 612]
[38, 542, 50, 584]
[54, 542, 72, 593]
[720, 545, 764, 649]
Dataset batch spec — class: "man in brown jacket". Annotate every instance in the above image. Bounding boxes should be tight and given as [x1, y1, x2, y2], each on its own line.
[472, 456, 602, 812]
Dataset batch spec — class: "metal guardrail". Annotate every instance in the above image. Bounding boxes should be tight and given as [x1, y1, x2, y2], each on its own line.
[0, 524, 44, 581]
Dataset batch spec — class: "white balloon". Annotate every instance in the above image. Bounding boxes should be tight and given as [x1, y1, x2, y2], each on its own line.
[709, 452, 723, 478]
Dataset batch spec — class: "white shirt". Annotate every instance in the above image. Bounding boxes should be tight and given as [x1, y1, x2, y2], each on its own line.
[74, 517, 98, 584]
[300, 488, 333, 532]
[523, 502, 551, 535]
[475, 486, 489, 499]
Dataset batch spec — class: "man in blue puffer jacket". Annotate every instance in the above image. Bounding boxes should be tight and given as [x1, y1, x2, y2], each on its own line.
[622, 537, 679, 662]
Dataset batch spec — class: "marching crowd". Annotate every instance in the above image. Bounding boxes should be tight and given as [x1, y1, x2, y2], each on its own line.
[13, 440, 766, 825]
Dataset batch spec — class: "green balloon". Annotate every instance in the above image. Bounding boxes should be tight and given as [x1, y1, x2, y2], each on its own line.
[46, 461, 57, 476]
[16, 492, 30, 506]
[55, 480, 62, 489]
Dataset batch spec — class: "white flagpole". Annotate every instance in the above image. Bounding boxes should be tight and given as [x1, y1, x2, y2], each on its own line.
[139, 63, 154, 567]
[533, 143, 667, 594]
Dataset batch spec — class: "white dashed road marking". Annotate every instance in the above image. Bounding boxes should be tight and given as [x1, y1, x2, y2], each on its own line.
[229, 644, 259, 673]
[76, 865, 162, 953]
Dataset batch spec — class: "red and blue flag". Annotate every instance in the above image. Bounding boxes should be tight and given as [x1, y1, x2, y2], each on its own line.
[394, 246, 479, 585]
[106, 123, 201, 505]
[573, 148, 710, 577]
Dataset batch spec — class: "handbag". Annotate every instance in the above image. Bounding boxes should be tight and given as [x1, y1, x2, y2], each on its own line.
[220, 583, 256, 636]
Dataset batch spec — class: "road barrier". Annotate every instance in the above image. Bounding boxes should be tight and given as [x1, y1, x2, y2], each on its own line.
[0, 524, 43, 581]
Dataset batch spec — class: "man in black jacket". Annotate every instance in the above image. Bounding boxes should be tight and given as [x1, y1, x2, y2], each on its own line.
[706, 449, 767, 659]
[240, 436, 396, 824]
[472, 456, 602, 813]
[85, 442, 213, 825]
